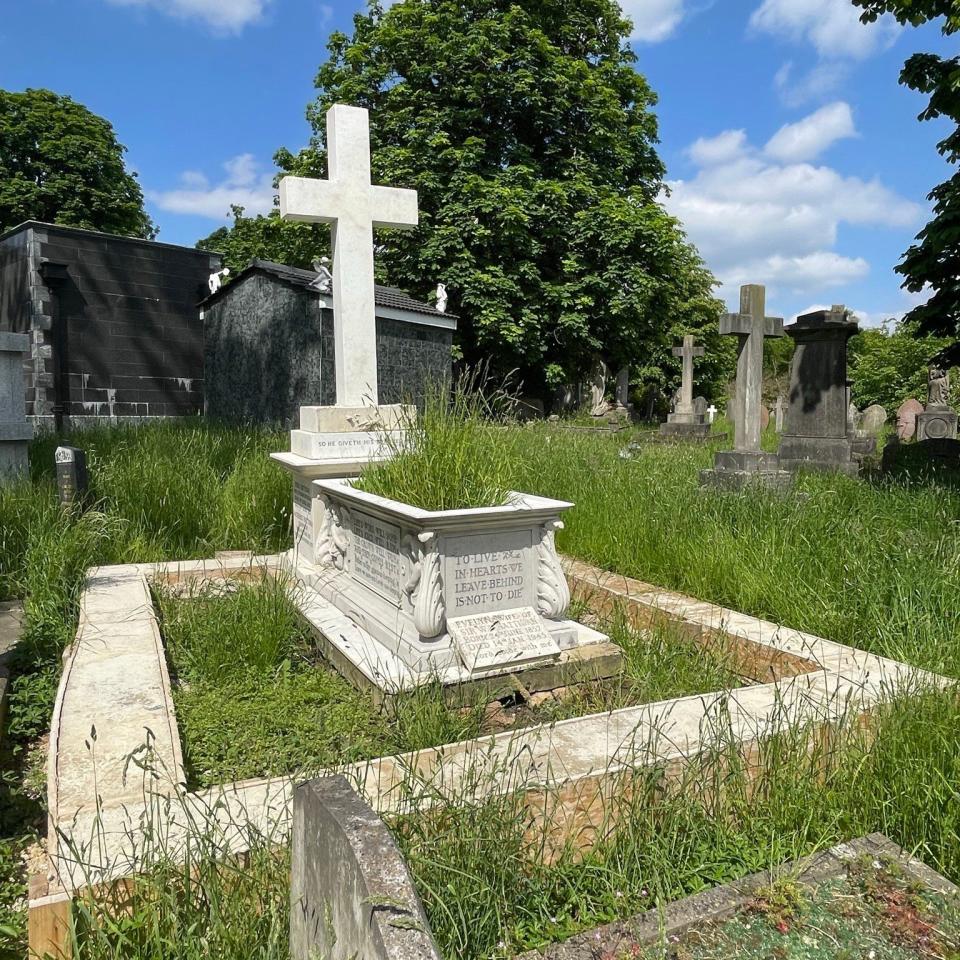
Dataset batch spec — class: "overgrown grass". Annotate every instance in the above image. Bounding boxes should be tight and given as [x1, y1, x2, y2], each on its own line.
[4, 414, 960, 959]
[157, 579, 742, 787]
[354, 375, 516, 510]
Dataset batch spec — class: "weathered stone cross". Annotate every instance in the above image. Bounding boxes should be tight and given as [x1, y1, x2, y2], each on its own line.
[279, 104, 419, 407]
[672, 335, 705, 416]
[720, 285, 784, 453]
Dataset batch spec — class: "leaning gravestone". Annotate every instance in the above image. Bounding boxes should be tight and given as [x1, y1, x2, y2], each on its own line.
[760, 406, 771, 431]
[0, 332, 32, 482]
[290, 775, 441, 960]
[55, 446, 89, 507]
[860, 404, 888, 434]
[896, 398, 924, 441]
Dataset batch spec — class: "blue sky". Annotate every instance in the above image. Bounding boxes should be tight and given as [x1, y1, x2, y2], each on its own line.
[1, 0, 953, 325]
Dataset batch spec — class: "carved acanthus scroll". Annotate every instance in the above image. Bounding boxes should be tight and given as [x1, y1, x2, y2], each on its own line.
[403, 531, 446, 639]
[537, 519, 570, 620]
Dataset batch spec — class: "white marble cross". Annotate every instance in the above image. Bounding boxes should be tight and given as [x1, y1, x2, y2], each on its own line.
[720, 285, 784, 453]
[280, 104, 419, 407]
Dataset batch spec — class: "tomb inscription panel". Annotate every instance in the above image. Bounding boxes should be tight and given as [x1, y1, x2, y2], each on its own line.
[293, 480, 314, 558]
[448, 607, 561, 672]
[443, 530, 533, 616]
[351, 509, 403, 598]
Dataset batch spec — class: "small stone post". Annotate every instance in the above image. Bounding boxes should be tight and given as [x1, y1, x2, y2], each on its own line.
[778, 305, 859, 476]
[0, 332, 33, 483]
[700, 285, 788, 488]
[290, 776, 441, 960]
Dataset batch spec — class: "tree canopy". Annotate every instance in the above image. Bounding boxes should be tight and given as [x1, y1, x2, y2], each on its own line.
[0, 88, 155, 239]
[852, 1, 960, 351]
[201, 0, 730, 397]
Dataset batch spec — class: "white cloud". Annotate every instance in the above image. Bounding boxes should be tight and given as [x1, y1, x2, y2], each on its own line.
[662, 107, 921, 301]
[774, 60, 852, 107]
[749, 0, 900, 60]
[621, 0, 685, 42]
[150, 154, 275, 219]
[763, 101, 857, 162]
[104, 0, 269, 32]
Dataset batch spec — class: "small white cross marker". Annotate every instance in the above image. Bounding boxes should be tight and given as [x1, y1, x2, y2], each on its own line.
[280, 104, 418, 407]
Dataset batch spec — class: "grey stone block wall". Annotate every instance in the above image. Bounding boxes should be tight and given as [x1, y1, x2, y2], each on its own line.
[0, 331, 33, 481]
[290, 775, 441, 960]
[0, 222, 219, 423]
[204, 275, 453, 425]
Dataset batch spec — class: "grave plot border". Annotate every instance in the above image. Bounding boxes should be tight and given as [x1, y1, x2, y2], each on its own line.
[29, 553, 945, 957]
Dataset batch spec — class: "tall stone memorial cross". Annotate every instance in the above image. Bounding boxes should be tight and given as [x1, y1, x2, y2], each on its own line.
[279, 103, 419, 407]
[673, 335, 705, 415]
[721, 285, 784, 453]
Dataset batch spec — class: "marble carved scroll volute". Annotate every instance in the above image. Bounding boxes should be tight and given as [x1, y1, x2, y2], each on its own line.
[537, 518, 570, 620]
[402, 531, 446, 639]
[314, 497, 350, 571]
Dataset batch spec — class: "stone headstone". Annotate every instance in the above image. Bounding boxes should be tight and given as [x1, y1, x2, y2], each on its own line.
[290, 775, 442, 960]
[760, 406, 771, 431]
[661, 336, 708, 438]
[693, 396, 708, 417]
[701, 285, 789, 488]
[0, 332, 32, 483]
[778, 305, 859, 477]
[707, 403, 718, 424]
[860, 404, 888, 434]
[896, 398, 924, 441]
[917, 360, 958, 441]
[774, 395, 787, 433]
[55, 446, 89, 506]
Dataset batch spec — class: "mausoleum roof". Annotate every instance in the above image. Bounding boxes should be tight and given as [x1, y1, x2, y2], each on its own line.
[201, 258, 455, 322]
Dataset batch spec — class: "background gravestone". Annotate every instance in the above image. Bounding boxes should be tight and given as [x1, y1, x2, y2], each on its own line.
[0, 332, 33, 482]
[896, 398, 924, 441]
[860, 404, 888, 434]
[55, 446, 89, 506]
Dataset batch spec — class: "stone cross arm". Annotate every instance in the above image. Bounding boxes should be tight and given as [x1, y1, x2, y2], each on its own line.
[720, 311, 784, 338]
[280, 176, 418, 230]
[672, 340, 705, 359]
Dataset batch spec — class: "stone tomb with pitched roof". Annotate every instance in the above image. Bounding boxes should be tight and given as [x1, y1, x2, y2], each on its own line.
[202, 258, 456, 425]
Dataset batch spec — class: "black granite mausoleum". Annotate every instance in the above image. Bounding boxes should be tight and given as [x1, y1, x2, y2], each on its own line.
[0, 221, 220, 424]
[201, 260, 456, 424]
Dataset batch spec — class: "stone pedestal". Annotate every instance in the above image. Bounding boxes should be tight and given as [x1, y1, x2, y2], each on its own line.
[778, 306, 859, 477]
[271, 403, 413, 563]
[660, 419, 710, 438]
[699, 450, 791, 490]
[0, 332, 33, 482]
[916, 405, 958, 442]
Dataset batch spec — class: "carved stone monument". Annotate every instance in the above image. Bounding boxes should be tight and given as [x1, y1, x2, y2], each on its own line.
[0, 332, 32, 482]
[270, 103, 424, 555]
[272, 104, 615, 697]
[610, 365, 632, 422]
[777, 305, 859, 476]
[660, 335, 709, 438]
[700, 285, 790, 488]
[916, 360, 958, 441]
[589, 357, 609, 417]
[295, 480, 612, 693]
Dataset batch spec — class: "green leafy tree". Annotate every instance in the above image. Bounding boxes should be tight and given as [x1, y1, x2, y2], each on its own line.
[209, 0, 729, 395]
[0, 88, 155, 239]
[849, 319, 955, 413]
[197, 205, 329, 275]
[852, 2, 960, 348]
